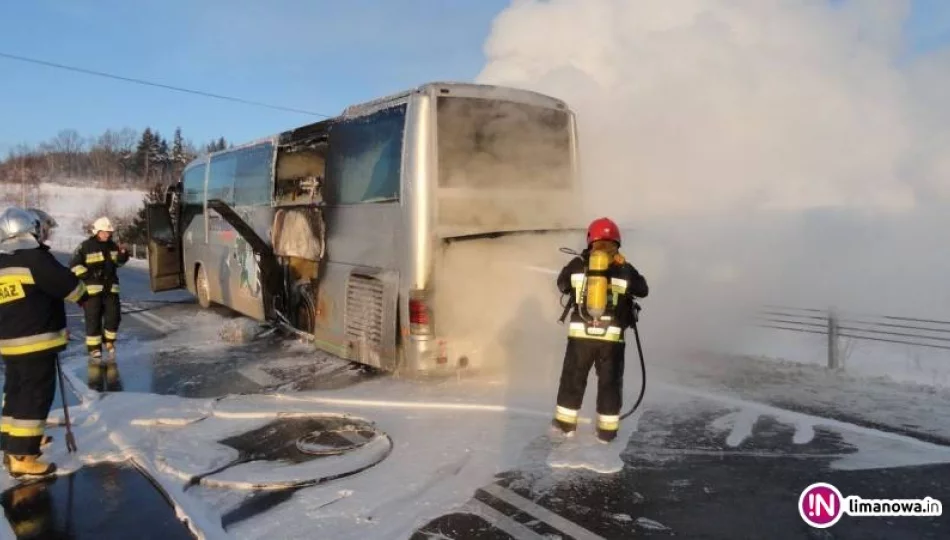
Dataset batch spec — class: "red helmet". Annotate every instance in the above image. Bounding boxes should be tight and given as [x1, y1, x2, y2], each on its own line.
[587, 217, 621, 246]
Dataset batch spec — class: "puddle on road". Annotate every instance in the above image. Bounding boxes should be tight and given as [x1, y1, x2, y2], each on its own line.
[70, 338, 379, 399]
[221, 416, 380, 463]
[1, 463, 193, 539]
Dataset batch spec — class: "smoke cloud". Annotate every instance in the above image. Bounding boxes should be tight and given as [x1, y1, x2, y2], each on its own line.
[474, 0, 950, 363]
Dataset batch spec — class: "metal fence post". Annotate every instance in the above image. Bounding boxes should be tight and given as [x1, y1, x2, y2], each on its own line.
[132, 244, 137, 259]
[827, 308, 840, 370]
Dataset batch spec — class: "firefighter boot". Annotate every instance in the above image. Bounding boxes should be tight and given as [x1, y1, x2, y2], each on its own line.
[596, 428, 617, 444]
[104, 342, 116, 364]
[88, 348, 102, 366]
[7, 455, 56, 478]
[551, 418, 576, 437]
[2, 436, 51, 468]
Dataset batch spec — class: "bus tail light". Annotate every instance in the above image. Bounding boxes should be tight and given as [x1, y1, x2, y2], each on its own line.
[409, 291, 432, 336]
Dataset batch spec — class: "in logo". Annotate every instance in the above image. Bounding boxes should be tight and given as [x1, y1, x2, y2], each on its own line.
[799, 482, 844, 528]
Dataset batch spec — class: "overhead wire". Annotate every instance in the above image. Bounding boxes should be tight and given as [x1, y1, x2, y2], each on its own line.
[0, 51, 332, 118]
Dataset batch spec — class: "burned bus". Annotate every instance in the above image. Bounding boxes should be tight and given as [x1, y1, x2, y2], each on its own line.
[146, 82, 583, 374]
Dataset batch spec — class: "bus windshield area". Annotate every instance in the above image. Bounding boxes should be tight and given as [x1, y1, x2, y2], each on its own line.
[436, 96, 573, 190]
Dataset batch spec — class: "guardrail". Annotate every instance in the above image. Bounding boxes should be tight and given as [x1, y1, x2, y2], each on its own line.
[754, 305, 950, 370]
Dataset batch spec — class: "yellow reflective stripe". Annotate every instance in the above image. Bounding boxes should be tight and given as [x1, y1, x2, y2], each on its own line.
[6, 419, 45, 438]
[555, 406, 579, 425]
[86, 335, 103, 346]
[87, 285, 104, 294]
[0, 267, 35, 283]
[597, 414, 620, 431]
[66, 281, 87, 303]
[71, 265, 88, 276]
[0, 330, 68, 355]
[110, 251, 119, 261]
[85, 252, 105, 263]
[110, 284, 119, 293]
[570, 273, 585, 304]
[0, 415, 12, 433]
[104, 330, 117, 340]
[567, 325, 623, 342]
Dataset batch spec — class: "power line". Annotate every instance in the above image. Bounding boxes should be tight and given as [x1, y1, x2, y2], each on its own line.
[0, 51, 332, 118]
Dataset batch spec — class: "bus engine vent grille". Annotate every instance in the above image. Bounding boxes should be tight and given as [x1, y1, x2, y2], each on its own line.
[344, 274, 385, 349]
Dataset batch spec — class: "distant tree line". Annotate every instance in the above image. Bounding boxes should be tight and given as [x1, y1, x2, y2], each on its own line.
[0, 127, 231, 189]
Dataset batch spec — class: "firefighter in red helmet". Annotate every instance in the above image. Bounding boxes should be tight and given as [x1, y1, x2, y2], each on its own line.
[552, 217, 649, 443]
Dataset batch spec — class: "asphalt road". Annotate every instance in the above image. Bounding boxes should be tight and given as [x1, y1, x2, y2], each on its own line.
[411, 396, 949, 540]
[5, 256, 946, 539]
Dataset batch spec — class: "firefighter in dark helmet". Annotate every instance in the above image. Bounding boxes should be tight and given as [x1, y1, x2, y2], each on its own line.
[552, 217, 648, 443]
[69, 216, 129, 365]
[0, 206, 88, 477]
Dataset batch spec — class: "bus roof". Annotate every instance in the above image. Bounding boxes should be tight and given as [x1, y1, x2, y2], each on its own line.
[182, 81, 572, 172]
[340, 81, 570, 118]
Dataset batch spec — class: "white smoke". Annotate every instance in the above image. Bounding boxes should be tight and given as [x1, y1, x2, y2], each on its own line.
[476, 0, 950, 358]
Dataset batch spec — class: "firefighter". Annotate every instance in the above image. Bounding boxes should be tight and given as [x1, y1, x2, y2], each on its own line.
[552, 217, 649, 443]
[0, 206, 88, 476]
[69, 217, 129, 365]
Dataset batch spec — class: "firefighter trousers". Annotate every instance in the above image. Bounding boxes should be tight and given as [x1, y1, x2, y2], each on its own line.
[554, 337, 625, 433]
[84, 292, 121, 354]
[1, 353, 57, 456]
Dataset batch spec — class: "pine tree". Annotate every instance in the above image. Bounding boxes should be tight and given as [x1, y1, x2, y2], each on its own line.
[135, 128, 156, 181]
[172, 128, 185, 168]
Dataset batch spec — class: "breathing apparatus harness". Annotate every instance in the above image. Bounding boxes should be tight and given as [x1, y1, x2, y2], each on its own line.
[557, 247, 646, 421]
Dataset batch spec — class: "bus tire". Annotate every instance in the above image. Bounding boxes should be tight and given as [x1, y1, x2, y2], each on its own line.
[195, 264, 212, 309]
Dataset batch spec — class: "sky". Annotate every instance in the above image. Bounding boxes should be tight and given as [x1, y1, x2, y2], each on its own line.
[0, 0, 947, 156]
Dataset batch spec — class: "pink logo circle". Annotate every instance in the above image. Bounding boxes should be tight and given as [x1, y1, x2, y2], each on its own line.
[799, 482, 844, 528]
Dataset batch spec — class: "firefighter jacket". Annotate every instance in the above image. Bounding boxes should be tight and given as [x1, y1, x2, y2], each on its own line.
[557, 250, 649, 343]
[69, 236, 129, 295]
[0, 244, 88, 360]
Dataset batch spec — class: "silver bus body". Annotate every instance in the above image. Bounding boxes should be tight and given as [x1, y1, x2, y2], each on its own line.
[146, 82, 583, 374]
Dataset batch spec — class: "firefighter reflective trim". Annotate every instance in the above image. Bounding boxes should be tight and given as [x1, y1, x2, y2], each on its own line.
[110, 284, 119, 293]
[86, 335, 103, 346]
[610, 277, 628, 304]
[555, 406, 579, 425]
[0, 267, 35, 282]
[86, 284, 104, 295]
[85, 252, 105, 263]
[0, 267, 34, 305]
[111, 250, 119, 261]
[0, 330, 68, 355]
[71, 264, 88, 276]
[597, 414, 620, 431]
[0, 415, 13, 433]
[5, 418, 45, 437]
[567, 322, 623, 342]
[65, 281, 87, 303]
[570, 272, 585, 303]
[104, 329, 117, 340]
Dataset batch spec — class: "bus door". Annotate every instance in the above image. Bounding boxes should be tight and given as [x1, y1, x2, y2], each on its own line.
[145, 203, 185, 292]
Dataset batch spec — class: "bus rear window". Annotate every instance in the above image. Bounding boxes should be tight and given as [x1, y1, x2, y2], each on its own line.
[436, 96, 572, 190]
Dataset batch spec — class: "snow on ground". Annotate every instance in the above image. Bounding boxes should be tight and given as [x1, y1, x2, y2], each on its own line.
[0, 181, 146, 251]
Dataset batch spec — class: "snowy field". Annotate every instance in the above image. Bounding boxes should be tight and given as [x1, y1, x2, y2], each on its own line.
[0, 181, 146, 251]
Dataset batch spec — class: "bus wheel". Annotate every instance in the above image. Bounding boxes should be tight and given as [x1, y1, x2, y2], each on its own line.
[196, 264, 212, 309]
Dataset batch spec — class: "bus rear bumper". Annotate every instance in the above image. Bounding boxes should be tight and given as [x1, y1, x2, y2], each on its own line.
[402, 336, 481, 374]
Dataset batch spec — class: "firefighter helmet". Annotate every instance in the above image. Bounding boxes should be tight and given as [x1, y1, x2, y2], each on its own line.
[27, 208, 57, 243]
[586, 217, 621, 246]
[0, 207, 40, 241]
[92, 216, 114, 234]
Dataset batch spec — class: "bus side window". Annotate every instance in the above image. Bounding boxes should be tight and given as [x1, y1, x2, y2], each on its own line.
[326, 104, 406, 204]
[234, 143, 274, 207]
